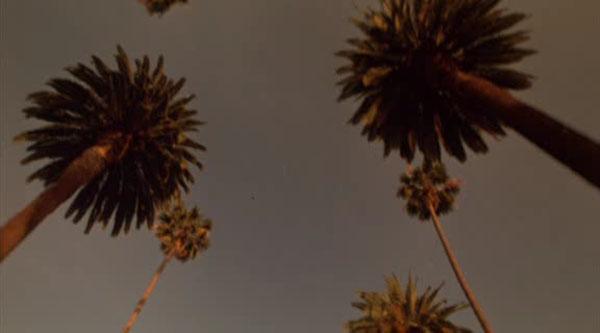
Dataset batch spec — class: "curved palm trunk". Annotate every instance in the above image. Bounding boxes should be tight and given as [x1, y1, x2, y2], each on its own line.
[123, 249, 175, 333]
[427, 203, 493, 333]
[0, 142, 114, 262]
[449, 69, 600, 189]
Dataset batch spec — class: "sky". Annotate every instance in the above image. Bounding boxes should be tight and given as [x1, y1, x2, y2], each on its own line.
[1, 0, 599, 332]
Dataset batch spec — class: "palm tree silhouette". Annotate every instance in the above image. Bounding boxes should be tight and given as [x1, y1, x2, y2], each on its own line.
[347, 274, 471, 333]
[138, 0, 188, 15]
[123, 199, 212, 333]
[398, 161, 492, 332]
[337, 0, 600, 188]
[0, 46, 205, 262]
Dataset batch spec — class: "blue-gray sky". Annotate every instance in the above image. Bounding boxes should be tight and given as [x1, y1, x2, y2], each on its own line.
[1, 0, 599, 332]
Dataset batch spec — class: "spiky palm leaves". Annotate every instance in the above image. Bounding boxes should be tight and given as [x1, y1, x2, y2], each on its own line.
[49, 46, 203, 234]
[337, 0, 600, 187]
[139, 0, 188, 15]
[123, 200, 211, 333]
[337, 0, 533, 161]
[398, 162, 461, 220]
[398, 162, 492, 332]
[0, 46, 204, 261]
[347, 274, 471, 333]
[155, 199, 212, 262]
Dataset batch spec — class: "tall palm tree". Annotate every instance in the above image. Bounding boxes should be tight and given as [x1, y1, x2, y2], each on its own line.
[337, 0, 600, 188]
[398, 161, 492, 332]
[138, 0, 188, 15]
[347, 274, 471, 333]
[0, 46, 205, 262]
[123, 199, 212, 333]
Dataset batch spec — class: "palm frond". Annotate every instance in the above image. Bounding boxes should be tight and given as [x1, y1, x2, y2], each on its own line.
[337, 0, 534, 162]
[397, 161, 461, 220]
[17, 46, 205, 235]
[155, 199, 212, 262]
[347, 274, 471, 333]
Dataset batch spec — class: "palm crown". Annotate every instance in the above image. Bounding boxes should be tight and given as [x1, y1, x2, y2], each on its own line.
[16, 46, 205, 236]
[139, 0, 189, 15]
[347, 274, 471, 333]
[337, 0, 534, 162]
[397, 161, 461, 220]
[155, 200, 212, 262]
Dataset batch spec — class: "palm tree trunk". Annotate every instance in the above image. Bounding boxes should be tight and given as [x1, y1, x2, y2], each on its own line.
[427, 202, 493, 333]
[123, 249, 176, 333]
[0, 142, 114, 262]
[449, 69, 600, 189]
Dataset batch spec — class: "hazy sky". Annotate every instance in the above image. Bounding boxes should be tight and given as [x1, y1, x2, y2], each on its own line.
[1, 0, 599, 332]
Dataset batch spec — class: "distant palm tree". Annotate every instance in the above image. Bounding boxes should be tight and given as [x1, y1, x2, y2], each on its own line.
[123, 199, 212, 333]
[398, 161, 491, 332]
[138, 0, 188, 15]
[347, 274, 471, 333]
[337, 0, 600, 188]
[0, 46, 205, 262]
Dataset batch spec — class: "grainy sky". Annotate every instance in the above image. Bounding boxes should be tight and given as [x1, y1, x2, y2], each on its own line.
[1, 0, 599, 332]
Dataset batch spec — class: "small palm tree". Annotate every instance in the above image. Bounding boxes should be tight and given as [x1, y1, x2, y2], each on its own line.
[398, 161, 491, 332]
[337, 0, 600, 188]
[347, 274, 471, 333]
[138, 0, 188, 15]
[123, 199, 212, 333]
[0, 46, 205, 262]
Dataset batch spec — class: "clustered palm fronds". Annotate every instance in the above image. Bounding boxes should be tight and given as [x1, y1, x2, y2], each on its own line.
[139, 0, 188, 15]
[347, 274, 471, 333]
[16, 46, 205, 235]
[155, 200, 212, 262]
[337, 0, 535, 162]
[397, 161, 461, 220]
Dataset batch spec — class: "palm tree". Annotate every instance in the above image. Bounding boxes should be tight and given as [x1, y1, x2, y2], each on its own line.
[138, 0, 188, 15]
[0, 46, 205, 262]
[347, 274, 471, 333]
[337, 0, 600, 188]
[397, 161, 491, 332]
[123, 199, 212, 333]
